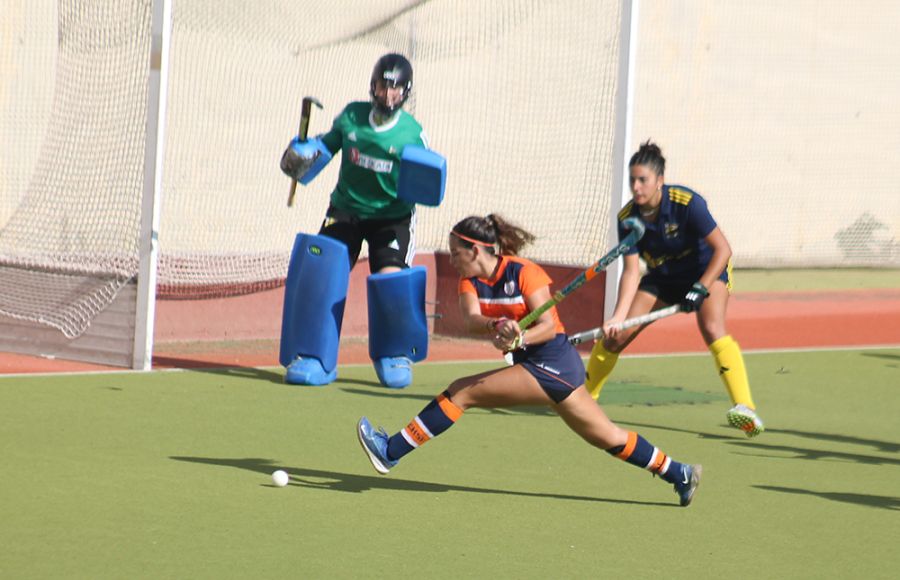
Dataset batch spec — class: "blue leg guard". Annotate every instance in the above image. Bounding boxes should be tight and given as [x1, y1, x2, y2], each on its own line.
[367, 267, 428, 389]
[280, 234, 349, 386]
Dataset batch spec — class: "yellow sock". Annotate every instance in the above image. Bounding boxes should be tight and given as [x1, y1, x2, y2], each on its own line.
[709, 335, 755, 409]
[586, 341, 619, 401]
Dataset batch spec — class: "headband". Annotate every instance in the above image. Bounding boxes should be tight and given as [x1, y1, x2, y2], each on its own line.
[450, 230, 494, 248]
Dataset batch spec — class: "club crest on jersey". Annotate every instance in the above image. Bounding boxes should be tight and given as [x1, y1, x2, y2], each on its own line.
[503, 281, 516, 296]
[349, 147, 393, 173]
[664, 222, 679, 238]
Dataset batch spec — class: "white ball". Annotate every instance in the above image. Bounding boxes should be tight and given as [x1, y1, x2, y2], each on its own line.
[271, 469, 289, 487]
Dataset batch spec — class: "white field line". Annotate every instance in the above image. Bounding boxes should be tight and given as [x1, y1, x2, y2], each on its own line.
[2, 343, 898, 380]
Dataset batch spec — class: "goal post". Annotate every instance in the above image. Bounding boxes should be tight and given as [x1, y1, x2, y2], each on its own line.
[605, 0, 640, 322]
[133, 0, 172, 370]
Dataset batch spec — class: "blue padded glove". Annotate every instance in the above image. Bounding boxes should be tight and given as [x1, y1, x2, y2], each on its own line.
[280, 136, 321, 179]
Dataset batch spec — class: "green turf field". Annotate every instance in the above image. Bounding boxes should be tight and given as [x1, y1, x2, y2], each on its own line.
[2, 348, 898, 579]
[732, 267, 900, 292]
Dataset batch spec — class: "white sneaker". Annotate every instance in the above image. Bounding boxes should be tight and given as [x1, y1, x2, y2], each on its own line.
[726, 404, 765, 438]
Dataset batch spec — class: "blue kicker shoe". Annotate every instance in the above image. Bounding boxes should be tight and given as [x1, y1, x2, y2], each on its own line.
[673, 464, 702, 507]
[357, 417, 398, 475]
[373, 356, 412, 389]
[285, 356, 336, 386]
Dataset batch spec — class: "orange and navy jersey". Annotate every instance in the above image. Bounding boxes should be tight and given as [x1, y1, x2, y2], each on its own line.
[458, 255, 566, 333]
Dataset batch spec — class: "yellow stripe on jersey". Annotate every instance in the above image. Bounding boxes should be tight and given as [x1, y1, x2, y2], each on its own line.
[617, 201, 634, 221]
[726, 259, 733, 294]
[669, 187, 693, 206]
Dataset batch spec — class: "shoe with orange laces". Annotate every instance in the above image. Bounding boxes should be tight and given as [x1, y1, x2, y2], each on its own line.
[727, 404, 765, 438]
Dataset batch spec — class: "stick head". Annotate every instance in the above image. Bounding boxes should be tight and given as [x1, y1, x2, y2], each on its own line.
[302, 96, 324, 110]
[621, 216, 646, 240]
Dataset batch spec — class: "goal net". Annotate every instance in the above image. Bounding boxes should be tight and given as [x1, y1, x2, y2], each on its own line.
[2, 0, 896, 364]
[1, 0, 624, 343]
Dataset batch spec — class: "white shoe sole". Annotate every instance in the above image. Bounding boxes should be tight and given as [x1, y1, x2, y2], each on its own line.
[357, 420, 391, 475]
[680, 464, 702, 507]
[727, 407, 765, 438]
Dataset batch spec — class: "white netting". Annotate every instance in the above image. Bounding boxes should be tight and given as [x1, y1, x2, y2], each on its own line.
[5, 1, 895, 341]
[156, 0, 621, 296]
[0, 1, 152, 338]
[1, 0, 623, 338]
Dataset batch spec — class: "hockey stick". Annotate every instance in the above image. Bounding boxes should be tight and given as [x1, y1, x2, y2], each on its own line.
[516, 217, 645, 332]
[568, 304, 680, 345]
[287, 96, 323, 207]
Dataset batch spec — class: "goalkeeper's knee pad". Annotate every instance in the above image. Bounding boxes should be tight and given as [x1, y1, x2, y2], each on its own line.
[279, 233, 349, 385]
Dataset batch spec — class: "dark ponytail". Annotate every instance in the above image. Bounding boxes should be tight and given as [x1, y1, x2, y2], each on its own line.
[451, 213, 535, 256]
[629, 140, 665, 176]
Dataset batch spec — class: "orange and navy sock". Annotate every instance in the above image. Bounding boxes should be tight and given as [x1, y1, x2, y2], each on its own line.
[386, 390, 464, 461]
[605, 431, 685, 485]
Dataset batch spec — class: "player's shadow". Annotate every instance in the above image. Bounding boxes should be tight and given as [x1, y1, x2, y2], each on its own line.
[619, 420, 900, 467]
[170, 455, 674, 507]
[754, 485, 900, 511]
[765, 427, 899, 454]
[861, 352, 900, 362]
[727, 441, 900, 466]
[337, 378, 389, 389]
[617, 420, 737, 442]
[338, 387, 556, 416]
[163, 363, 285, 385]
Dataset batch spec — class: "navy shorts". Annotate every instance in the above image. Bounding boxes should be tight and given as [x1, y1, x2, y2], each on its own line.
[511, 334, 585, 403]
[639, 267, 730, 305]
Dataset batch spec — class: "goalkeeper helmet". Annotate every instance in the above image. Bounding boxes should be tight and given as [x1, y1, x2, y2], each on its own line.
[370, 53, 413, 115]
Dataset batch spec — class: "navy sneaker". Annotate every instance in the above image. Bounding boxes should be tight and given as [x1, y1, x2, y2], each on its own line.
[373, 356, 412, 389]
[673, 464, 702, 507]
[357, 417, 398, 475]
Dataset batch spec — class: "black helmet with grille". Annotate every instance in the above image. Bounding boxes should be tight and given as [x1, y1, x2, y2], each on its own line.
[370, 53, 413, 115]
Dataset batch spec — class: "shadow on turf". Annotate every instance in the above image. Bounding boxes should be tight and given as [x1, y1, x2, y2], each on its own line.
[338, 387, 556, 416]
[170, 455, 676, 507]
[755, 485, 900, 511]
[861, 352, 900, 362]
[157, 363, 286, 384]
[620, 421, 900, 466]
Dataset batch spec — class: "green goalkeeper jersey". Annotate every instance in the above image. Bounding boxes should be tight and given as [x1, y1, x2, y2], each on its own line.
[320, 101, 428, 220]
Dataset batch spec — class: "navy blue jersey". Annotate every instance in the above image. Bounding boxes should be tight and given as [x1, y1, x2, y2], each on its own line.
[618, 185, 718, 278]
